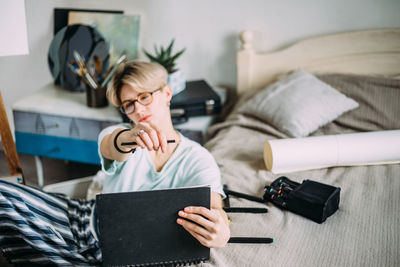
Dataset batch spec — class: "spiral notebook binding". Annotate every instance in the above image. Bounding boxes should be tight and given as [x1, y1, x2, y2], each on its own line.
[112, 257, 208, 267]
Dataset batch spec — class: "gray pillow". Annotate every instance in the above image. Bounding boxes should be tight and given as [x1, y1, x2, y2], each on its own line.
[316, 73, 400, 131]
[238, 69, 359, 137]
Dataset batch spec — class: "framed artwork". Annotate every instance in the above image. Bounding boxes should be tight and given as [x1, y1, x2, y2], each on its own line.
[68, 11, 141, 64]
[53, 8, 123, 35]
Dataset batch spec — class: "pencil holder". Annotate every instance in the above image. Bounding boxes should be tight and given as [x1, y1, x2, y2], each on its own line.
[86, 84, 108, 108]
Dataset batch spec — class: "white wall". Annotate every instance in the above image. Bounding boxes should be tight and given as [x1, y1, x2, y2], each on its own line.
[1, 0, 400, 132]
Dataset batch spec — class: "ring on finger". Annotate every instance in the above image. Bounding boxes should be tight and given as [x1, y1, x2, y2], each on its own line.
[136, 129, 145, 137]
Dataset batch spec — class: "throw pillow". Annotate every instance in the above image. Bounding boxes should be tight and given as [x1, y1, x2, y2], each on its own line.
[238, 69, 359, 137]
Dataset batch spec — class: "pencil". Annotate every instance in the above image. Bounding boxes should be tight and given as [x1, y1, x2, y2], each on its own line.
[228, 237, 274, 244]
[223, 207, 268, 213]
[121, 140, 176, 146]
[224, 189, 265, 203]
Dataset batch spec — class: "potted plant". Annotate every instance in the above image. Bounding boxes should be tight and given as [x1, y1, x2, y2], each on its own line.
[143, 39, 186, 95]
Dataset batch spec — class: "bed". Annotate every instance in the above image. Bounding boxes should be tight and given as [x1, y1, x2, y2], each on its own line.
[202, 29, 400, 267]
[37, 29, 400, 267]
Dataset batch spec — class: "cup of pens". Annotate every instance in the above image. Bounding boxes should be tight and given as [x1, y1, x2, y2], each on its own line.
[70, 50, 127, 108]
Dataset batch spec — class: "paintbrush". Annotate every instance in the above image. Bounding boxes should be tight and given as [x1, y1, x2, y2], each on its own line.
[100, 54, 127, 88]
[94, 55, 102, 75]
[73, 50, 99, 89]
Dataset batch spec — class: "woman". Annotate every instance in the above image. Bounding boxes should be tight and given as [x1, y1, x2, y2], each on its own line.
[0, 61, 230, 266]
[98, 61, 230, 247]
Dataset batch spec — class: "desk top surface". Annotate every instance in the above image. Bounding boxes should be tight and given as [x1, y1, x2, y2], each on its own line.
[12, 83, 122, 122]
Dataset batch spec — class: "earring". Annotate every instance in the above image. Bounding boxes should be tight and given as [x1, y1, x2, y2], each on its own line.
[167, 102, 170, 107]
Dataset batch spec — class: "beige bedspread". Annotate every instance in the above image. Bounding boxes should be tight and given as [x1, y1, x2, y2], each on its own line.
[201, 74, 400, 267]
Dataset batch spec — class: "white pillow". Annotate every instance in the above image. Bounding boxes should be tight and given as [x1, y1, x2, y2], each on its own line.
[238, 69, 359, 137]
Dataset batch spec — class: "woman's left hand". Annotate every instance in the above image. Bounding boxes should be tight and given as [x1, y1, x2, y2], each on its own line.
[177, 206, 230, 248]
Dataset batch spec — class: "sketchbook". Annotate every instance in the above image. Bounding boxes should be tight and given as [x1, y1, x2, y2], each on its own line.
[96, 186, 211, 266]
[264, 130, 400, 174]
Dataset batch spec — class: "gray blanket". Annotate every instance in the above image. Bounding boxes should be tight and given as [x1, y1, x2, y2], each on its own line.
[201, 74, 400, 267]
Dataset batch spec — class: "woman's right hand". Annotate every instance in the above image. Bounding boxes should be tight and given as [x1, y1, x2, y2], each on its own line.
[118, 122, 167, 153]
[101, 122, 168, 162]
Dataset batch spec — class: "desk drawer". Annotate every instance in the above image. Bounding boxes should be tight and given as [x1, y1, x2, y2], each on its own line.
[15, 132, 100, 165]
[13, 111, 116, 141]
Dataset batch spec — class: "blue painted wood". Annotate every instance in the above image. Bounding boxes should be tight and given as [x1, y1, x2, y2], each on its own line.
[15, 132, 100, 165]
[13, 110, 116, 141]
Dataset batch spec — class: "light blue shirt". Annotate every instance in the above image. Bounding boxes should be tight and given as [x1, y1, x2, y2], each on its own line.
[98, 124, 225, 197]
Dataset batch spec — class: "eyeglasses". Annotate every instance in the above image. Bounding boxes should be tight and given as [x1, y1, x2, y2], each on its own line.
[119, 87, 162, 115]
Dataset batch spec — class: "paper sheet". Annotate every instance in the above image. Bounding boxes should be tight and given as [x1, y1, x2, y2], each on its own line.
[264, 130, 400, 174]
[0, 0, 29, 56]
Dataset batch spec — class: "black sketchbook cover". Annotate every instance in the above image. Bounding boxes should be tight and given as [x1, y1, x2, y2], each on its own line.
[96, 186, 211, 266]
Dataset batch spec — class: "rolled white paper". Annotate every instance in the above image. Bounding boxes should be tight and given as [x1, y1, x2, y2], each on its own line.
[264, 130, 400, 174]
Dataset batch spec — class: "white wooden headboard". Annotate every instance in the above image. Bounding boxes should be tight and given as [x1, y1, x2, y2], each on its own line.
[237, 29, 400, 95]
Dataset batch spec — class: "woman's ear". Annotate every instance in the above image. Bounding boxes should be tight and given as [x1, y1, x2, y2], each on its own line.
[164, 85, 173, 102]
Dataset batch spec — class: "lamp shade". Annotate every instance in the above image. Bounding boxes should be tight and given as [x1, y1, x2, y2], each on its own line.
[0, 0, 29, 56]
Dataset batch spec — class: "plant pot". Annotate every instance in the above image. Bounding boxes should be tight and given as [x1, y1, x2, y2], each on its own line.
[168, 69, 186, 95]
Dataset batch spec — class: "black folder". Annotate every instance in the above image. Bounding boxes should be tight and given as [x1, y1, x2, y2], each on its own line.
[96, 186, 211, 266]
[171, 80, 221, 117]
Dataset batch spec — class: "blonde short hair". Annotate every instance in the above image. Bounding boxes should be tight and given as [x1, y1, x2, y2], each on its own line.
[107, 61, 168, 107]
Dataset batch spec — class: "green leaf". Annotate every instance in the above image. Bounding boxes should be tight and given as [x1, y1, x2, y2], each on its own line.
[166, 39, 175, 58]
[142, 39, 186, 73]
[170, 48, 186, 62]
[154, 44, 159, 56]
[161, 52, 169, 62]
[143, 49, 159, 62]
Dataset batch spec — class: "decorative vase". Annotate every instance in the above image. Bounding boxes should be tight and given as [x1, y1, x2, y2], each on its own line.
[168, 69, 186, 95]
